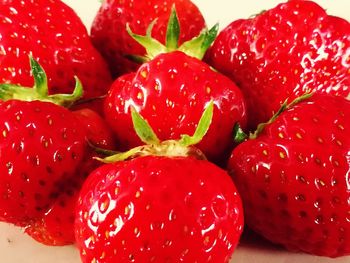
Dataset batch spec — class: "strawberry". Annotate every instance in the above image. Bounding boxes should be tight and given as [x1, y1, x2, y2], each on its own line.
[205, 0, 350, 130]
[227, 93, 350, 257]
[23, 108, 117, 246]
[23, 179, 80, 246]
[0, 0, 112, 109]
[0, 58, 87, 228]
[75, 102, 244, 262]
[90, 0, 206, 77]
[104, 10, 247, 165]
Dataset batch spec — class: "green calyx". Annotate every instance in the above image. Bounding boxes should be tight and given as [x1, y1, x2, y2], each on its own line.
[234, 92, 314, 143]
[0, 56, 83, 108]
[126, 5, 219, 61]
[98, 101, 214, 163]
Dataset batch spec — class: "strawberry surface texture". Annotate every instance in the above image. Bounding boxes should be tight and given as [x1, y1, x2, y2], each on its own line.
[228, 94, 350, 257]
[205, 0, 350, 130]
[75, 156, 244, 263]
[0, 99, 87, 226]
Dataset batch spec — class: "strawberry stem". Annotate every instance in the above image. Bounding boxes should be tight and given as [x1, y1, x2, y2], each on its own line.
[0, 56, 83, 108]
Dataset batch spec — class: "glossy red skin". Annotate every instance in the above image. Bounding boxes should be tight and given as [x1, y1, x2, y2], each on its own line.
[90, 0, 206, 77]
[0, 0, 112, 104]
[228, 94, 350, 257]
[24, 108, 117, 245]
[104, 51, 247, 164]
[205, 0, 350, 130]
[75, 156, 244, 262]
[24, 180, 79, 246]
[0, 100, 87, 226]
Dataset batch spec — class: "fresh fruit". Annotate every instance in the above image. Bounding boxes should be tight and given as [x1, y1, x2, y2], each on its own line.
[205, 0, 350, 130]
[0, 0, 112, 107]
[227, 93, 350, 257]
[23, 108, 117, 246]
[23, 179, 80, 246]
[90, 0, 206, 77]
[75, 102, 244, 262]
[0, 58, 87, 227]
[104, 10, 247, 165]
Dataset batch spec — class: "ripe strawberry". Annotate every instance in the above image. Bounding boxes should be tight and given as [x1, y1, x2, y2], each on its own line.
[23, 108, 117, 246]
[90, 0, 206, 77]
[24, 179, 80, 246]
[0, 57, 93, 241]
[0, 0, 112, 108]
[75, 103, 244, 262]
[104, 10, 247, 165]
[227, 93, 350, 257]
[205, 0, 350, 130]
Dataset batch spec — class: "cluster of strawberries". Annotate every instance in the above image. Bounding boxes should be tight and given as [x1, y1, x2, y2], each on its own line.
[0, 0, 349, 262]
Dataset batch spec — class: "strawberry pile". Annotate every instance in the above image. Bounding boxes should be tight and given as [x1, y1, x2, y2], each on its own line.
[0, 0, 349, 262]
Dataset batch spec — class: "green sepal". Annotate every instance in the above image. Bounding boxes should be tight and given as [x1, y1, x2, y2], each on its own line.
[126, 21, 167, 60]
[166, 5, 180, 50]
[250, 92, 313, 139]
[131, 106, 160, 145]
[178, 23, 219, 60]
[179, 100, 214, 146]
[0, 56, 83, 108]
[97, 101, 214, 164]
[233, 123, 248, 144]
[126, 6, 219, 60]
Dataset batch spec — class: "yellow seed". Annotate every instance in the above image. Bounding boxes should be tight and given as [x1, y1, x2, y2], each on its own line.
[296, 133, 302, 139]
[336, 140, 343, 146]
[140, 70, 147, 78]
[135, 191, 141, 198]
[204, 236, 210, 245]
[206, 86, 211, 94]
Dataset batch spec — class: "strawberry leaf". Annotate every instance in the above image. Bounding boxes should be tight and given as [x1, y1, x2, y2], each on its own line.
[30, 56, 48, 97]
[180, 100, 214, 146]
[178, 23, 219, 60]
[166, 5, 180, 50]
[126, 7, 217, 60]
[0, 56, 83, 107]
[126, 21, 167, 59]
[251, 92, 313, 139]
[131, 107, 160, 145]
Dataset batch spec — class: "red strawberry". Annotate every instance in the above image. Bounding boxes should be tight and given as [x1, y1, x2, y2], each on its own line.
[90, 0, 206, 77]
[24, 178, 80, 246]
[104, 11, 247, 165]
[75, 103, 244, 262]
[0, 0, 112, 109]
[227, 93, 350, 257]
[0, 62, 87, 228]
[24, 108, 117, 246]
[205, 0, 350, 130]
